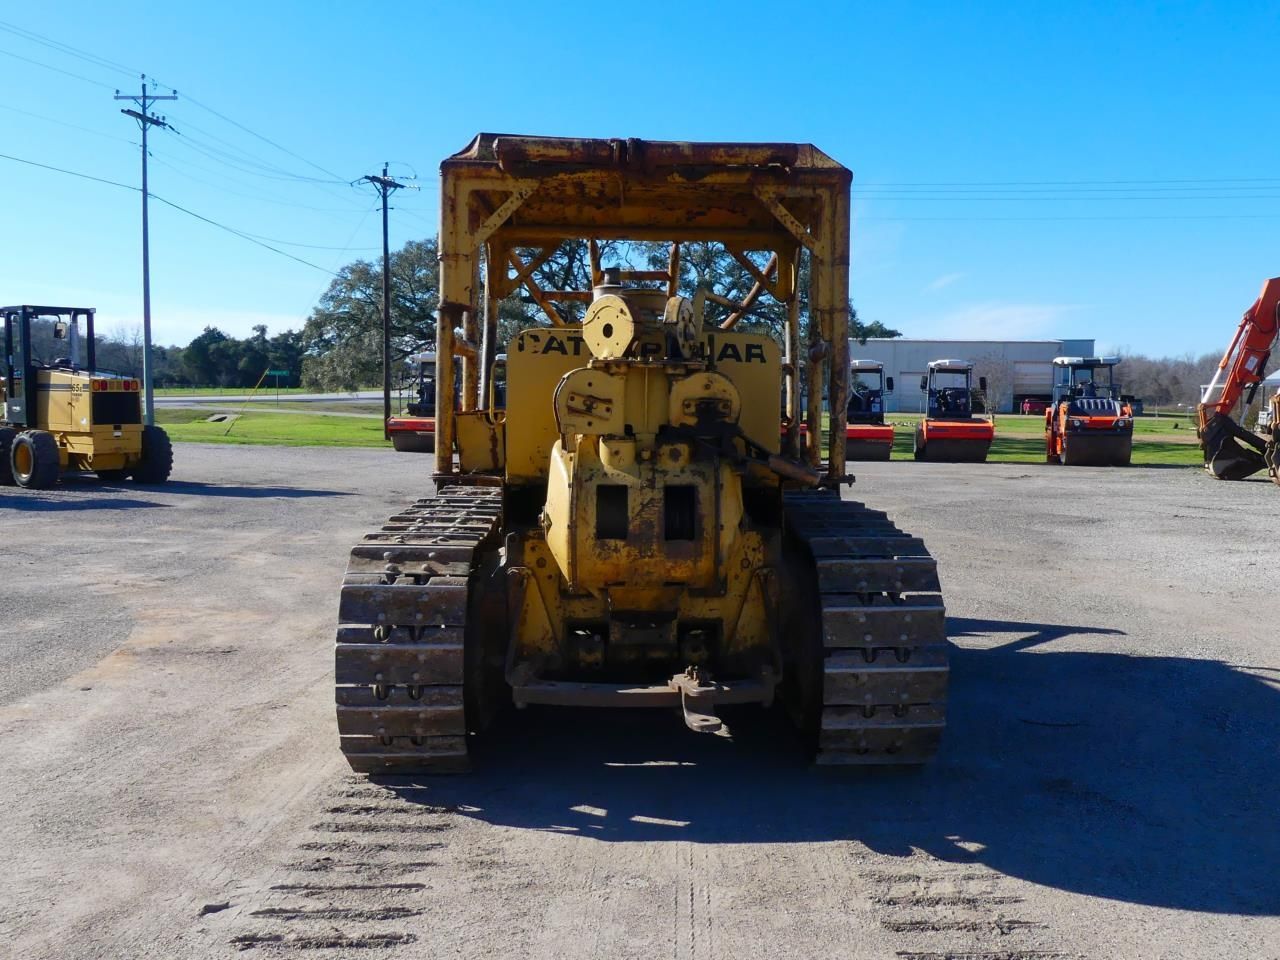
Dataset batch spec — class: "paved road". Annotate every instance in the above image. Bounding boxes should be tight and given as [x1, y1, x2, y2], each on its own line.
[161, 402, 382, 419]
[1, 447, 1276, 959]
[155, 389, 384, 406]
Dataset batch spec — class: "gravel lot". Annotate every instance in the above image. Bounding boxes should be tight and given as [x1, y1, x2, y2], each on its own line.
[1, 444, 1276, 959]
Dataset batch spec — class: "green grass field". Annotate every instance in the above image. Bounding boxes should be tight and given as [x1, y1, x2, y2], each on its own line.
[153, 385, 326, 397]
[271, 401, 387, 415]
[158, 407, 1204, 467]
[880, 413, 1200, 465]
[884, 432, 1200, 466]
[827, 412, 1201, 466]
[155, 408, 388, 447]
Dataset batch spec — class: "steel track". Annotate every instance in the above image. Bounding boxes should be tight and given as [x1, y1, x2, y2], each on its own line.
[784, 490, 949, 764]
[335, 487, 502, 773]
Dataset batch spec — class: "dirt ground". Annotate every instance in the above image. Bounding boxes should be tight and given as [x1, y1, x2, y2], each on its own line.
[1, 444, 1276, 960]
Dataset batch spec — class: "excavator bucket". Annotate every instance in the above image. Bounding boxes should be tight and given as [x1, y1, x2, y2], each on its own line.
[1200, 412, 1266, 480]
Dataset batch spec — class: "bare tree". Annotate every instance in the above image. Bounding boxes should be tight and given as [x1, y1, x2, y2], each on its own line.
[971, 351, 1016, 413]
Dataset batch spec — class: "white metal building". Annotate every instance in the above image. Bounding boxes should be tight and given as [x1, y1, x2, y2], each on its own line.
[853, 337, 1097, 413]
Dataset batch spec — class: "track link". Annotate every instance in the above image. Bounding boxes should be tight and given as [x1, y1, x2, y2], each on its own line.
[785, 490, 949, 764]
[336, 487, 502, 774]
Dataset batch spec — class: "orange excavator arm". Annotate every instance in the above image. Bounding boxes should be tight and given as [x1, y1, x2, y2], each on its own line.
[1197, 277, 1280, 479]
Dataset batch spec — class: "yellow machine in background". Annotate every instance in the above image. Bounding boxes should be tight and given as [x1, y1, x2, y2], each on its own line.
[334, 136, 948, 772]
[1, 305, 172, 488]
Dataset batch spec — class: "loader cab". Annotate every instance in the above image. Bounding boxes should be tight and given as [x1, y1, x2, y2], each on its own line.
[2, 305, 98, 427]
[404, 352, 502, 417]
[922, 360, 982, 420]
[913, 359, 994, 462]
[1046, 357, 1133, 466]
[847, 360, 892, 424]
[403, 351, 438, 418]
[1052, 357, 1122, 405]
[1, 304, 170, 488]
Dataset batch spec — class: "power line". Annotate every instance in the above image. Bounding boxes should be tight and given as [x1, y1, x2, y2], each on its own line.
[182, 91, 346, 183]
[206, 217, 382, 251]
[358, 164, 415, 436]
[853, 193, 1280, 202]
[396, 206, 437, 229]
[0, 100, 137, 144]
[0, 149, 135, 190]
[148, 194, 341, 273]
[301, 204, 382, 316]
[0, 45, 117, 88]
[0, 149, 342, 273]
[147, 154, 376, 217]
[116, 78, 178, 425]
[856, 184, 1280, 194]
[0, 17, 141, 80]
[0, 21, 343, 192]
[854, 212, 1280, 222]
[165, 118, 351, 185]
[855, 176, 1280, 187]
[160, 126, 371, 215]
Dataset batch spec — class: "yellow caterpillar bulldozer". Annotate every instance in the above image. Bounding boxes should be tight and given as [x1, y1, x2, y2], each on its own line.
[1, 305, 172, 489]
[335, 136, 948, 771]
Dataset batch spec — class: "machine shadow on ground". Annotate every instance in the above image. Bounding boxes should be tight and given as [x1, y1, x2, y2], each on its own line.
[377, 615, 1279, 917]
[55, 477, 353, 499]
[0, 493, 164, 511]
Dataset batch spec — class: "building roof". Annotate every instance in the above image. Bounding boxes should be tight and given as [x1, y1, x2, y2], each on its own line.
[861, 337, 1068, 344]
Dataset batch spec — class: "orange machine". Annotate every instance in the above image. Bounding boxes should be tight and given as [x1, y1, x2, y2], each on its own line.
[1197, 277, 1280, 482]
[387, 351, 437, 452]
[845, 359, 895, 460]
[387, 413, 435, 452]
[1044, 357, 1133, 466]
[913, 359, 994, 462]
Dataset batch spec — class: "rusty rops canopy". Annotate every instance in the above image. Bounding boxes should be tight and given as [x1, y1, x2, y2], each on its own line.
[435, 133, 853, 477]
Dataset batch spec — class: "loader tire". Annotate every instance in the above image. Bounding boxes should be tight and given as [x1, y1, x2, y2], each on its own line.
[335, 485, 503, 775]
[132, 425, 173, 484]
[782, 490, 948, 765]
[10, 430, 60, 489]
[0, 427, 15, 485]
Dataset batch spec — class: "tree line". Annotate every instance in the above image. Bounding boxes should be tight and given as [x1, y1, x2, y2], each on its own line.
[1111, 351, 1223, 408]
[18, 318, 306, 389]
[40, 235, 1238, 404]
[296, 237, 903, 392]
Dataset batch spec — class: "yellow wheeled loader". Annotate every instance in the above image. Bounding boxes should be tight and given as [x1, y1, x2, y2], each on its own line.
[1, 305, 172, 489]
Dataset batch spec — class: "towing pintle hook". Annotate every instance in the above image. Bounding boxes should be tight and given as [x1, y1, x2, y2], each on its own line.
[673, 666, 728, 736]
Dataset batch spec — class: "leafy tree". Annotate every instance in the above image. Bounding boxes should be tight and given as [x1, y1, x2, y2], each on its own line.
[182, 326, 231, 385]
[267, 330, 303, 386]
[299, 234, 900, 393]
[300, 238, 439, 391]
[640, 242, 899, 345]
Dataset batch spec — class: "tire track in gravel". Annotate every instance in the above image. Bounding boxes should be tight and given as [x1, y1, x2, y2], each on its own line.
[860, 856, 1080, 960]
[227, 776, 460, 953]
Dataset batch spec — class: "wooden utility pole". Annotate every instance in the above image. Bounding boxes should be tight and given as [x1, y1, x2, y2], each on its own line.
[115, 76, 177, 426]
[358, 165, 410, 439]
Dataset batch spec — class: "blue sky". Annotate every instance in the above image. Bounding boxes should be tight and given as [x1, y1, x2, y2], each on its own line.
[2, 1, 1277, 355]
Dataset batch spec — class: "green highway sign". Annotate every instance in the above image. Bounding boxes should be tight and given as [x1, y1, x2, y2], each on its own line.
[267, 369, 288, 377]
